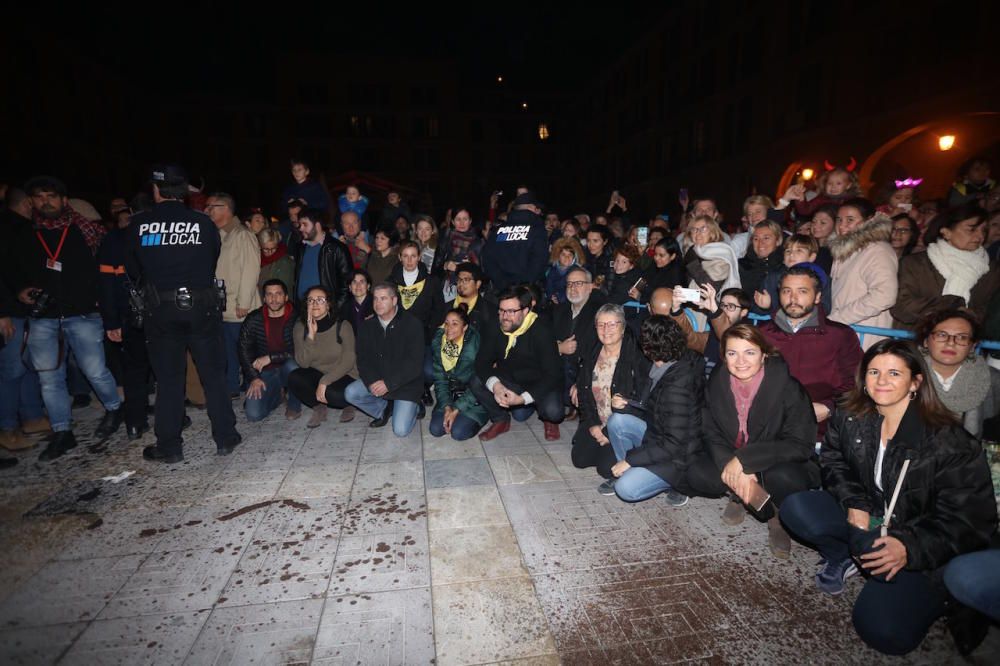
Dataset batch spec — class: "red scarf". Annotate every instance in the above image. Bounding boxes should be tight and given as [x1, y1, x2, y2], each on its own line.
[33, 209, 106, 256]
[262, 303, 293, 369]
[261, 243, 289, 267]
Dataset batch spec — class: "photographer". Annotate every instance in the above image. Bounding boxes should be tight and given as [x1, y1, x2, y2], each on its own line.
[12, 176, 123, 460]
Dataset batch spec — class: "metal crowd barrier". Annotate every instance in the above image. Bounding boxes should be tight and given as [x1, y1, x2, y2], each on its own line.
[622, 302, 1000, 352]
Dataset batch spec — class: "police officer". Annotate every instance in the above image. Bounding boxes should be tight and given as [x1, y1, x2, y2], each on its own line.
[124, 165, 240, 463]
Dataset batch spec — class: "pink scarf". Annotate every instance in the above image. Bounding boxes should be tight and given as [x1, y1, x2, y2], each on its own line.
[730, 367, 765, 448]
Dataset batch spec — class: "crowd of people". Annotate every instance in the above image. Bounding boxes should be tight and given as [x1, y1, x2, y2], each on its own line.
[1, 155, 1000, 656]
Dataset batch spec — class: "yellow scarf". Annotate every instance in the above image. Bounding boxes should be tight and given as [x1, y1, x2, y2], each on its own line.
[503, 311, 537, 358]
[398, 279, 426, 310]
[441, 334, 464, 373]
[454, 293, 478, 313]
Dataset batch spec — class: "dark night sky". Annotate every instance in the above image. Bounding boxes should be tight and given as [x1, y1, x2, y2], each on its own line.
[21, 3, 665, 98]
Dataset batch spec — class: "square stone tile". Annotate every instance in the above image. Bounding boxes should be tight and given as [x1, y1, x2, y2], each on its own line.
[330, 530, 430, 596]
[352, 461, 424, 493]
[217, 536, 338, 607]
[254, 495, 346, 544]
[227, 446, 301, 472]
[433, 576, 555, 665]
[424, 457, 495, 489]
[112, 471, 217, 511]
[489, 453, 562, 486]
[186, 599, 323, 664]
[341, 490, 428, 536]
[0, 622, 87, 664]
[62, 610, 209, 665]
[313, 587, 435, 665]
[56, 507, 187, 561]
[296, 436, 365, 464]
[359, 436, 423, 464]
[196, 469, 286, 503]
[99, 548, 244, 619]
[480, 431, 543, 458]
[0, 555, 144, 627]
[278, 462, 357, 498]
[427, 486, 510, 530]
[153, 499, 269, 553]
[430, 524, 528, 585]
[422, 435, 485, 461]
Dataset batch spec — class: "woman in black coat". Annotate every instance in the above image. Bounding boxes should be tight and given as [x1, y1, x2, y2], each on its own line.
[610, 315, 706, 506]
[691, 323, 820, 558]
[571, 303, 651, 493]
[781, 339, 997, 656]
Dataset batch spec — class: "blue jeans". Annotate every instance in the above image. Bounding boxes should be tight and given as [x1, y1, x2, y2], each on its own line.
[244, 359, 300, 422]
[0, 317, 44, 431]
[429, 409, 483, 441]
[25, 315, 121, 432]
[943, 549, 1000, 622]
[615, 466, 672, 502]
[781, 490, 947, 655]
[345, 379, 418, 437]
[222, 322, 243, 394]
[606, 413, 646, 462]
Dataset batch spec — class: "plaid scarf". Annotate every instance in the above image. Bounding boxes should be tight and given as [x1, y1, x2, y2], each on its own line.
[34, 208, 106, 256]
[447, 228, 479, 264]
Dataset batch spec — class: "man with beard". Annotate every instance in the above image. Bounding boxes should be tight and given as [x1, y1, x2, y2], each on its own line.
[239, 279, 299, 422]
[445, 262, 496, 333]
[12, 176, 123, 460]
[292, 208, 352, 311]
[473, 285, 564, 441]
[759, 266, 861, 436]
[552, 267, 606, 419]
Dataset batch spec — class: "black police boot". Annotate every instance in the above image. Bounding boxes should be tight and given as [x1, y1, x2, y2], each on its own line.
[217, 434, 242, 456]
[142, 446, 183, 464]
[126, 423, 150, 441]
[39, 431, 78, 462]
[95, 407, 125, 439]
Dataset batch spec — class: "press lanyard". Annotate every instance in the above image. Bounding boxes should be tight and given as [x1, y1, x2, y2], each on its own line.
[37, 226, 70, 272]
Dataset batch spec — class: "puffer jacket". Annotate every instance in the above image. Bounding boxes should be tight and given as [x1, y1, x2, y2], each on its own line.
[828, 214, 898, 349]
[624, 349, 706, 494]
[576, 329, 651, 430]
[238, 305, 296, 381]
[821, 404, 997, 572]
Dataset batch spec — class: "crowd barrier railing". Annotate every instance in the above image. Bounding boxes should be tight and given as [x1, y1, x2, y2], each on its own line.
[622, 302, 1000, 353]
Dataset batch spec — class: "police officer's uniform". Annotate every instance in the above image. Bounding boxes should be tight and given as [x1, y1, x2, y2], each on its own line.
[124, 165, 240, 462]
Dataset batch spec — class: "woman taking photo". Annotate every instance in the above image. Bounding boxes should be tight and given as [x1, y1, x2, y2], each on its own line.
[827, 198, 897, 349]
[916, 308, 999, 438]
[365, 227, 400, 285]
[892, 203, 1000, 329]
[692, 324, 820, 558]
[610, 315, 706, 506]
[780, 339, 997, 656]
[288, 286, 359, 427]
[571, 304, 651, 495]
[428, 307, 488, 441]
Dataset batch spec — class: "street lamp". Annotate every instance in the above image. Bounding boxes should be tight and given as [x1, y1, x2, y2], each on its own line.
[938, 135, 956, 151]
[801, 168, 815, 181]
[521, 102, 528, 110]
[538, 123, 550, 140]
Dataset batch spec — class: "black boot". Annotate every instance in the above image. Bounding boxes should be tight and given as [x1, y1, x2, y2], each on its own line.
[142, 445, 183, 464]
[126, 423, 150, 441]
[95, 407, 124, 439]
[947, 602, 990, 656]
[39, 431, 78, 461]
[217, 433, 242, 456]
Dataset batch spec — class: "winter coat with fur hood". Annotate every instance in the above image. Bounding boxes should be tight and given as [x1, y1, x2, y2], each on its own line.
[827, 214, 898, 350]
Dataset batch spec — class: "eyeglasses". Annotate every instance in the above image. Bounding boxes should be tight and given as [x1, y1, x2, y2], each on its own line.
[720, 303, 742, 312]
[595, 321, 622, 330]
[930, 330, 972, 346]
[691, 226, 710, 235]
[498, 306, 526, 316]
[566, 280, 591, 288]
[306, 297, 328, 305]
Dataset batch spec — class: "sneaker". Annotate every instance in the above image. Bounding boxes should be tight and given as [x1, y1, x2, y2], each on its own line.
[815, 557, 859, 596]
[722, 498, 746, 525]
[597, 479, 616, 496]
[664, 489, 689, 507]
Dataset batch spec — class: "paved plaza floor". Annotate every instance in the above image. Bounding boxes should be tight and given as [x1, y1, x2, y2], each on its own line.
[0, 404, 997, 665]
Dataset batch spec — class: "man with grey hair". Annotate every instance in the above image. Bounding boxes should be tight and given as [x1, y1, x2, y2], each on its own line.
[206, 192, 261, 396]
[552, 266, 606, 418]
[338, 210, 370, 269]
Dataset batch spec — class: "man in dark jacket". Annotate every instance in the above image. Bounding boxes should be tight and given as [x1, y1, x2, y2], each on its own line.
[345, 283, 425, 437]
[446, 262, 496, 333]
[97, 215, 152, 440]
[552, 267, 606, 416]
[12, 176, 124, 460]
[480, 192, 549, 293]
[239, 279, 299, 422]
[759, 266, 862, 438]
[293, 208, 352, 311]
[472, 285, 564, 441]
